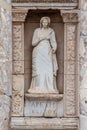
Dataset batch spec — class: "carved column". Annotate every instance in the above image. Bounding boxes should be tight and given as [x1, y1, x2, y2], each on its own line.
[12, 9, 28, 116]
[61, 10, 79, 117]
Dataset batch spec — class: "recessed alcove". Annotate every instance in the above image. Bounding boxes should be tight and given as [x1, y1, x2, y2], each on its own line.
[24, 10, 64, 94]
[11, 1, 79, 128]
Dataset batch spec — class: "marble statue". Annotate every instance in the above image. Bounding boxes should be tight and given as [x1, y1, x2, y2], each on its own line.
[28, 16, 59, 94]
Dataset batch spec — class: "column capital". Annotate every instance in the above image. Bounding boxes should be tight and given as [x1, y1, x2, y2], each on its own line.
[61, 10, 80, 23]
[12, 8, 28, 22]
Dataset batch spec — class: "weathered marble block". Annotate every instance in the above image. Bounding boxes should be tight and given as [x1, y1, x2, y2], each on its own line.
[24, 93, 63, 117]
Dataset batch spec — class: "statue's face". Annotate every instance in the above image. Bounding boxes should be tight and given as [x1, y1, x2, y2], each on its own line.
[42, 19, 48, 28]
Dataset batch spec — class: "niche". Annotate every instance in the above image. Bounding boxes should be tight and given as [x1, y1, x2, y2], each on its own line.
[24, 10, 64, 94]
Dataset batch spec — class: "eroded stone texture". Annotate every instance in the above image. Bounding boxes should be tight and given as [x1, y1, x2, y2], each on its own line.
[11, 117, 79, 130]
[12, 0, 78, 3]
[80, 0, 87, 130]
[0, 0, 12, 130]
[64, 23, 78, 116]
[12, 75, 24, 116]
[12, 9, 27, 117]
[24, 99, 63, 117]
[80, 37, 87, 115]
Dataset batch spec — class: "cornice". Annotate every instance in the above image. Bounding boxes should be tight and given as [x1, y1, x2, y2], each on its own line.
[12, 0, 77, 3]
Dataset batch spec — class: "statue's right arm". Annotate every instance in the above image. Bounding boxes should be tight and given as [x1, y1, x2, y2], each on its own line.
[32, 29, 40, 46]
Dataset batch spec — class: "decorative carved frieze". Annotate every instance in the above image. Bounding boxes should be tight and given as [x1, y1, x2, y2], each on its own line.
[65, 61, 76, 74]
[13, 61, 24, 74]
[64, 23, 78, 116]
[12, 75, 24, 116]
[13, 24, 24, 61]
[66, 24, 76, 61]
[12, 23, 25, 116]
[12, 0, 77, 3]
[61, 10, 79, 22]
[64, 74, 77, 115]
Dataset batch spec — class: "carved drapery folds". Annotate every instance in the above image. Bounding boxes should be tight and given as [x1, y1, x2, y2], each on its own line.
[61, 10, 79, 116]
[12, 9, 28, 116]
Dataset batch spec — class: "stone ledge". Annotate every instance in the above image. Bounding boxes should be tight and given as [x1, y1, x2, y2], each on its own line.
[12, 0, 77, 3]
[11, 117, 79, 130]
[25, 93, 63, 101]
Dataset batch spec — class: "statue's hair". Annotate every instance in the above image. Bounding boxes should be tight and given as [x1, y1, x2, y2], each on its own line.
[40, 17, 51, 28]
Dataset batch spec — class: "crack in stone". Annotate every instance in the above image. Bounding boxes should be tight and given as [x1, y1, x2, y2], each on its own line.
[43, 101, 48, 116]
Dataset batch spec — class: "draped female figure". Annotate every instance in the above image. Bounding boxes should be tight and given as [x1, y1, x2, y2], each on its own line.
[28, 17, 59, 94]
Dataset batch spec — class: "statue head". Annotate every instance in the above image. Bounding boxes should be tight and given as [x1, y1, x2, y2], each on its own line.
[40, 17, 51, 28]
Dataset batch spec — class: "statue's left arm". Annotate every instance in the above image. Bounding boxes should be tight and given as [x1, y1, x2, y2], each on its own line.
[50, 30, 57, 53]
[50, 30, 58, 75]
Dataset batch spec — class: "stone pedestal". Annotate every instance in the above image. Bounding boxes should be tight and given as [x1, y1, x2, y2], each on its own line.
[24, 93, 63, 117]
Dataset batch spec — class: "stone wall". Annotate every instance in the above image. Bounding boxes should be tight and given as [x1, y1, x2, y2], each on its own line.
[0, 0, 12, 130]
[80, 0, 87, 130]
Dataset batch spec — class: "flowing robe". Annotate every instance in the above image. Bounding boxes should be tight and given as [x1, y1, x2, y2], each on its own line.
[28, 28, 58, 93]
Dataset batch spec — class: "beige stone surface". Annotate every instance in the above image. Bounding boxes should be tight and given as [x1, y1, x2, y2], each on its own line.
[11, 117, 79, 130]
[12, 24, 24, 61]
[24, 97, 63, 117]
[12, 9, 27, 117]
[79, 0, 87, 130]
[0, 0, 12, 130]
[13, 60, 24, 74]
[12, 75, 24, 116]
[63, 21, 79, 116]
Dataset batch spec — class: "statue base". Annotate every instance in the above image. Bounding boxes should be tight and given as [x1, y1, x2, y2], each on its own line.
[24, 93, 63, 117]
[25, 93, 63, 101]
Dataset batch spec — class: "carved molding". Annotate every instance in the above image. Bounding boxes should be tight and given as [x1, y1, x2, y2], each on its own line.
[61, 10, 79, 22]
[11, 117, 79, 130]
[12, 0, 78, 3]
[12, 9, 28, 22]
[25, 93, 63, 101]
